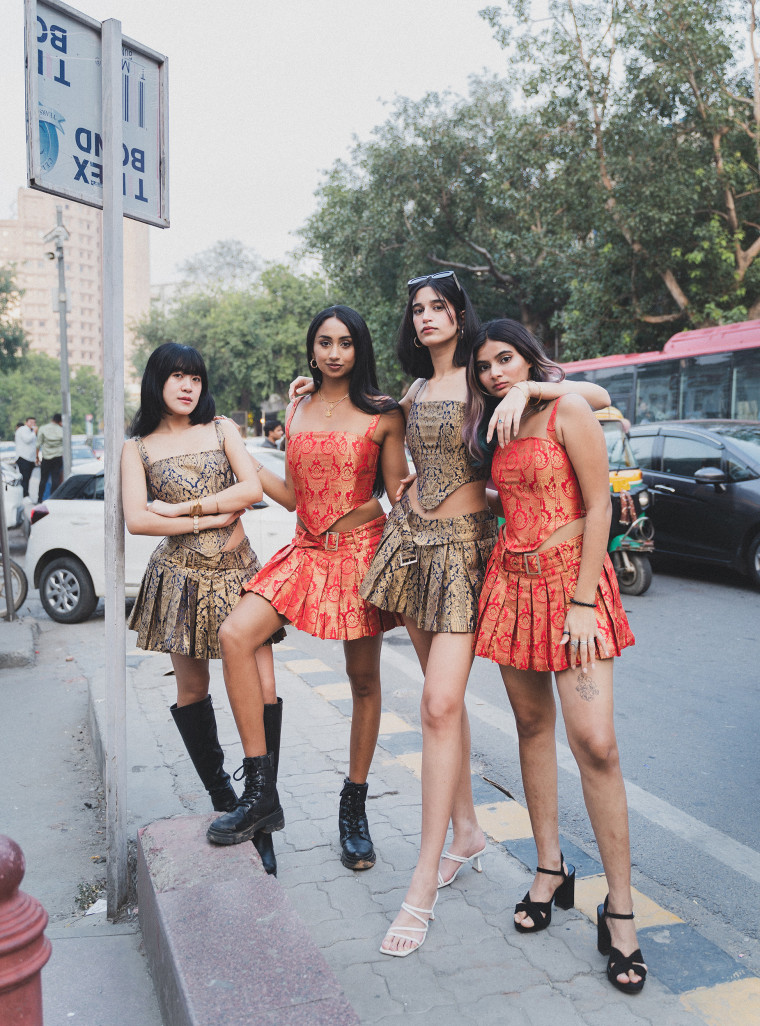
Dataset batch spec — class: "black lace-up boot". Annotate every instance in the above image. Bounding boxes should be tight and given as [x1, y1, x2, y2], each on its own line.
[206, 753, 284, 845]
[252, 699, 283, 875]
[170, 697, 237, 812]
[338, 778, 376, 870]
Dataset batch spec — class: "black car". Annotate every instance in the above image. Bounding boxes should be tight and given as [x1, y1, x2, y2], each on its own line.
[627, 421, 760, 586]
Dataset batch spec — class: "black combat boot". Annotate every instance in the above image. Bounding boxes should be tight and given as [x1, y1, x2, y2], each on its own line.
[338, 778, 376, 870]
[206, 753, 284, 845]
[252, 698, 283, 876]
[170, 697, 237, 812]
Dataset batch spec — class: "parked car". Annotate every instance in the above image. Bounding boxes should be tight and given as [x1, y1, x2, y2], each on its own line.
[71, 442, 98, 467]
[0, 441, 17, 465]
[89, 434, 105, 460]
[2, 462, 24, 530]
[627, 421, 760, 587]
[26, 449, 296, 623]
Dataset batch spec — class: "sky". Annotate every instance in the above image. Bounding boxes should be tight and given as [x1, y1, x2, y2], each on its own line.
[1, 0, 523, 284]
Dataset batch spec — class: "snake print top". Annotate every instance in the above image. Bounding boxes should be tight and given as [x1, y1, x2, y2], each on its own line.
[136, 420, 236, 555]
[285, 398, 381, 535]
[407, 395, 489, 511]
[491, 399, 586, 553]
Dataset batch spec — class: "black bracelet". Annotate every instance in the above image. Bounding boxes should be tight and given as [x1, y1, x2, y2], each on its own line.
[570, 597, 596, 608]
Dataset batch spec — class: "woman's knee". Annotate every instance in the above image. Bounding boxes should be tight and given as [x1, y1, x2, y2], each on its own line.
[571, 731, 620, 773]
[348, 668, 380, 701]
[420, 691, 463, 732]
[512, 704, 555, 741]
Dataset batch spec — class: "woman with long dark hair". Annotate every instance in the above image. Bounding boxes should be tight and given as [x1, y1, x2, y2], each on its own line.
[122, 343, 282, 850]
[465, 319, 645, 994]
[206, 306, 408, 876]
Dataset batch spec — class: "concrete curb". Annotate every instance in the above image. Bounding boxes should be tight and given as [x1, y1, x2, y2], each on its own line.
[0, 617, 38, 669]
[138, 817, 359, 1026]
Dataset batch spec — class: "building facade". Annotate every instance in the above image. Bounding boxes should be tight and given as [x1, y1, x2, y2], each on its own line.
[0, 187, 150, 382]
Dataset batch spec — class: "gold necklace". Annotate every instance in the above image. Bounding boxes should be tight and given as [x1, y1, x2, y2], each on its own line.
[317, 390, 350, 418]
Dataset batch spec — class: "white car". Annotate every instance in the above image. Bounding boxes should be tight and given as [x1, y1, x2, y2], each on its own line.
[2, 462, 24, 530]
[26, 450, 296, 623]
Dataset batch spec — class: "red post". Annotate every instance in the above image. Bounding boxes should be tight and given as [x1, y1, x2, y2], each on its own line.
[0, 836, 52, 1025]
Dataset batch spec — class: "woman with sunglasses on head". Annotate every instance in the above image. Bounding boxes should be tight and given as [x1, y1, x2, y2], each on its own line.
[352, 272, 611, 957]
[464, 319, 645, 994]
[206, 307, 408, 875]
[122, 343, 284, 846]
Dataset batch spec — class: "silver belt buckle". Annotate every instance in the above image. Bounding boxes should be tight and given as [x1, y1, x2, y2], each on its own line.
[398, 546, 418, 567]
[324, 531, 339, 551]
[522, 551, 542, 574]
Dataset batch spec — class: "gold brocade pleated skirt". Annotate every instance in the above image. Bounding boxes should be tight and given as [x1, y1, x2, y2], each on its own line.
[474, 532, 635, 672]
[128, 535, 285, 659]
[244, 514, 402, 641]
[359, 494, 497, 633]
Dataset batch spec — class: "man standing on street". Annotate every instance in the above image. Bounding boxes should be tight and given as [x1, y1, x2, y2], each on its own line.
[262, 420, 284, 450]
[37, 413, 64, 500]
[14, 416, 37, 498]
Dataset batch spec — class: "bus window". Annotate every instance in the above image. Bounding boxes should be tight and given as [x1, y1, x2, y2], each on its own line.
[679, 354, 731, 419]
[733, 350, 760, 419]
[592, 367, 635, 421]
[635, 361, 679, 422]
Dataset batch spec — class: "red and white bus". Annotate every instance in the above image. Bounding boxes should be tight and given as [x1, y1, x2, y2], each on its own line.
[562, 320, 760, 425]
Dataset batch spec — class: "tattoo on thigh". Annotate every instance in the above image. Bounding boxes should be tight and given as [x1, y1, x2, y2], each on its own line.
[576, 674, 599, 701]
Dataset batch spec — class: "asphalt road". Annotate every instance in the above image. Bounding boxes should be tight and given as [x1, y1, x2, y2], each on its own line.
[10, 521, 760, 976]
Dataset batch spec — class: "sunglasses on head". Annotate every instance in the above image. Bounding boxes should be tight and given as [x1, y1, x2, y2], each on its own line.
[407, 270, 463, 295]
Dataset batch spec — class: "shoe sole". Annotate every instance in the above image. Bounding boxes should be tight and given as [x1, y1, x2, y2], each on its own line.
[340, 852, 376, 870]
[207, 809, 284, 846]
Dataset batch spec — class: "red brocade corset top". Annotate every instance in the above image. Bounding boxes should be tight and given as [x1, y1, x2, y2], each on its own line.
[286, 415, 381, 535]
[491, 399, 586, 553]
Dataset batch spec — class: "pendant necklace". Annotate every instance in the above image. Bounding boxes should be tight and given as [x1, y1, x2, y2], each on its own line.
[318, 390, 349, 418]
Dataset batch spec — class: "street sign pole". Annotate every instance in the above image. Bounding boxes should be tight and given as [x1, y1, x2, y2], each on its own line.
[53, 207, 72, 481]
[101, 17, 127, 916]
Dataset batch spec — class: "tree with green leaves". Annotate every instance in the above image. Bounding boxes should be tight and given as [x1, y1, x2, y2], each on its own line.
[0, 352, 102, 440]
[0, 265, 28, 372]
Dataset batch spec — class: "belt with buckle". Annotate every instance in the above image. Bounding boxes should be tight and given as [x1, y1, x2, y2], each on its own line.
[522, 551, 543, 574]
[324, 531, 340, 551]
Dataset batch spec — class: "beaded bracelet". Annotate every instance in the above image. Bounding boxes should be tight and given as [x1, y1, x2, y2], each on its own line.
[570, 597, 596, 608]
[193, 514, 199, 535]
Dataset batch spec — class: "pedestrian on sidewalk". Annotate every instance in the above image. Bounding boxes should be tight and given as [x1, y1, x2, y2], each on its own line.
[358, 273, 610, 958]
[121, 343, 286, 870]
[207, 306, 408, 877]
[465, 319, 646, 994]
[37, 413, 64, 499]
[14, 417, 37, 497]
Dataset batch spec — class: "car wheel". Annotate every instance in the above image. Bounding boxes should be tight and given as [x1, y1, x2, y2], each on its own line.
[0, 558, 29, 617]
[747, 535, 760, 589]
[615, 553, 653, 596]
[39, 556, 98, 623]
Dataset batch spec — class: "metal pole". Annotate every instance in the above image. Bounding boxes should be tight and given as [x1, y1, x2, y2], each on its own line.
[0, 475, 16, 623]
[102, 17, 127, 918]
[54, 206, 72, 482]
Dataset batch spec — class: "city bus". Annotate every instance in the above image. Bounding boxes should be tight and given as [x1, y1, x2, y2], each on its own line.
[562, 320, 760, 426]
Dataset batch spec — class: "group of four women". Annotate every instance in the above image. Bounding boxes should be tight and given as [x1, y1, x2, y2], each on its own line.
[122, 272, 646, 994]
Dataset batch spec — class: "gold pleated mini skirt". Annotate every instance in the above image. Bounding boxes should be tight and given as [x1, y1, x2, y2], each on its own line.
[129, 535, 284, 659]
[359, 494, 497, 633]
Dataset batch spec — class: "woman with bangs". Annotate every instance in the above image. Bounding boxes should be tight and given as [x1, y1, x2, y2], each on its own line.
[122, 343, 282, 852]
[205, 306, 408, 877]
[465, 319, 646, 994]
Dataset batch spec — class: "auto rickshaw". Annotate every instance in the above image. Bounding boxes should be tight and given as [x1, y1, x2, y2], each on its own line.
[595, 406, 654, 595]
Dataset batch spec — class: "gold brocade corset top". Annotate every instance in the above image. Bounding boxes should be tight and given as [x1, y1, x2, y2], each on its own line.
[136, 423, 236, 555]
[406, 400, 488, 511]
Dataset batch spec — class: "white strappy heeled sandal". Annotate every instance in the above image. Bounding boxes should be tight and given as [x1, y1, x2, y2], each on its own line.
[380, 894, 438, 957]
[437, 845, 486, 889]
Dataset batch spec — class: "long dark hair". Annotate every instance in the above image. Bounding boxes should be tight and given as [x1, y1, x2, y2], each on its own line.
[463, 319, 564, 466]
[397, 273, 480, 378]
[130, 343, 215, 437]
[305, 305, 400, 497]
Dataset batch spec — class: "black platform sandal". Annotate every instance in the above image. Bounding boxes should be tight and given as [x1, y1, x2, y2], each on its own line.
[597, 895, 648, 994]
[514, 853, 575, 933]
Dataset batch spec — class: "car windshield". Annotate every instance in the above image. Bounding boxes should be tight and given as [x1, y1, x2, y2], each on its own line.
[601, 421, 637, 471]
[698, 424, 760, 465]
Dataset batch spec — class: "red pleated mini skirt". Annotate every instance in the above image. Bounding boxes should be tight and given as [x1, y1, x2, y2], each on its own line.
[243, 514, 402, 641]
[474, 532, 634, 672]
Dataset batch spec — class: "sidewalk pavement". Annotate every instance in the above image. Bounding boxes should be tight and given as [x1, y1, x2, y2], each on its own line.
[3, 612, 759, 1025]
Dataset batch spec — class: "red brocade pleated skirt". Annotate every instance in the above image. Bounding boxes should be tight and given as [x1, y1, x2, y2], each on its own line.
[474, 532, 634, 672]
[243, 514, 402, 641]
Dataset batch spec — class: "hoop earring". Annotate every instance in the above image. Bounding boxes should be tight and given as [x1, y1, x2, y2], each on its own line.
[458, 324, 464, 342]
[413, 336, 423, 349]
[310, 358, 318, 369]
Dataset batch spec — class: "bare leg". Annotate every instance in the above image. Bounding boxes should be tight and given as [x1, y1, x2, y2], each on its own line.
[218, 592, 287, 757]
[381, 631, 478, 954]
[171, 653, 210, 706]
[556, 659, 643, 985]
[255, 644, 278, 706]
[501, 665, 565, 926]
[405, 620, 484, 885]
[343, 634, 383, 784]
